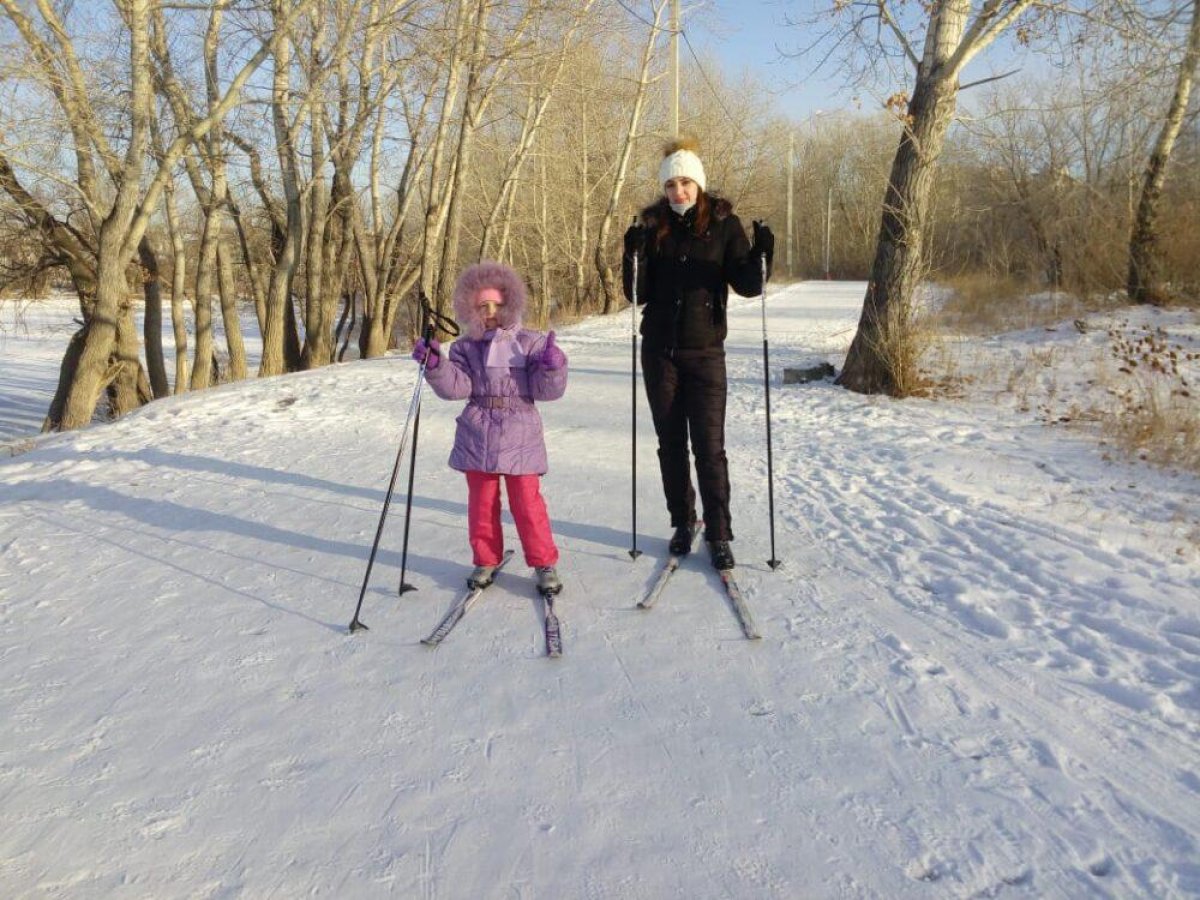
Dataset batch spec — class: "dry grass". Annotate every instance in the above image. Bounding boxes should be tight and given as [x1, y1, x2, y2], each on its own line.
[930, 273, 1118, 335]
[922, 284, 1200, 474]
[870, 293, 934, 397]
[1099, 323, 1200, 472]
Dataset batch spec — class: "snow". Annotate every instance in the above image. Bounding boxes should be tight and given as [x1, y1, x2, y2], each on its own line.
[2, 283, 1199, 897]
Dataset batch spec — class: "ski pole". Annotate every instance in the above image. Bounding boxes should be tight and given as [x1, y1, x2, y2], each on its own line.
[629, 222, 642, 560]
[396, 401, 423, 595]
[397, 296, 460, 595]
[348, 295, 458, 633]
[760, 248, 781, 570]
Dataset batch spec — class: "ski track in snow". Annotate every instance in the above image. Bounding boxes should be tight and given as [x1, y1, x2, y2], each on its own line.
[2, 283, 1199, 897]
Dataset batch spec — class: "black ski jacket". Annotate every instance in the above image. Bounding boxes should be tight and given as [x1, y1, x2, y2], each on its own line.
[621, 196, 766, 351]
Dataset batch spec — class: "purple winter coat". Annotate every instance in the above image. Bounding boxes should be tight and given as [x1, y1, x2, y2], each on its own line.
[424, 327, 567, 474]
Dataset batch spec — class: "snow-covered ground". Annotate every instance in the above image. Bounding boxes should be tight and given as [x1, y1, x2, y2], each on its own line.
[2, 283, 1199, 897]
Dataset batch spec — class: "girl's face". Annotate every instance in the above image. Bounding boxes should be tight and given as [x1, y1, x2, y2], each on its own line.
[476, 287, 504, 329]
[664, 176, 699, 207]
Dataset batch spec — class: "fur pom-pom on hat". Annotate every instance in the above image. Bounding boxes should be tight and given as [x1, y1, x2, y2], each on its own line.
[658, 137, 706, 192]
[452, 261, 528, 339]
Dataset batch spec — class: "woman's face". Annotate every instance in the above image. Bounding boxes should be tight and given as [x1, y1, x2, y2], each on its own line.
[664, 176, 699, 207]
[476, 287, 504, 329]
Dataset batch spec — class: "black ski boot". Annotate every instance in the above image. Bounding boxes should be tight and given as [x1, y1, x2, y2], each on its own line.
[707, 540, 735, 571]
[669, 521, 697, 556]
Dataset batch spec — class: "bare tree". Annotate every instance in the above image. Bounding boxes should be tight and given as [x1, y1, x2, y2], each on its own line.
[417, 0, 471, 314]
[594, 0, 667, 314]
[154, 124, 191, 393]
[0, 0, 314, 429]
[1128, 0, 1200, 304]
[822, 1, 1040, 395]
[354, 82, 432, 357]
[479, 2, 597, 262]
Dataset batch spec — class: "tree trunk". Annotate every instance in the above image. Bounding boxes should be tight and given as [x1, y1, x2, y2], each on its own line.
[574, 97, 590, 310]
[163, 181, 190, 394]
[109, 295, 151, 417]
[538, 151, 550, 325]
[418, 0, 469, 312]
[190, 204, 219, 389]
[335, 288, 356, 362]
[216, 239, 248, 381]
[838, 78, 959, 396]
[42, 324, 88, 432]
[261, 6, 305, 378]
[1128, 0, 1200, 305]
[229, 197, 267, 332]
[137, 237, 169, 398]
[60, 230, 134, 429]
[322, 181, 357, 358]
[305, 169, 355, 368]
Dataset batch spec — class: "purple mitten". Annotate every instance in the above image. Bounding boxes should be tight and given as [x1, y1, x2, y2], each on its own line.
[537, 331, 566, 371]
[412, 337, 441, 370]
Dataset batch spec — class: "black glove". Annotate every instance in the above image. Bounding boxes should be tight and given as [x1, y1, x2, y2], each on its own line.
[624, 222, 647, 257]
[752, 220, 774, 268]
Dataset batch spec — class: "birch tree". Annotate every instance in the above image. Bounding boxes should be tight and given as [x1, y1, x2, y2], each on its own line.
[354, 82, 432, 357]
[478, 1, 597, 263]
[417, 0, 471, 313]
[595, 0, 667, 314]
[1128, 0, 1200, 304]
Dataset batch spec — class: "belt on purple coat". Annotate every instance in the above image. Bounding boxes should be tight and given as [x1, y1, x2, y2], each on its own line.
[468, 396, 533, 409]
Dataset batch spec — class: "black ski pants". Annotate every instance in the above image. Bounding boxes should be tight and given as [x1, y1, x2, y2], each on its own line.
[641, 346, 733, 542]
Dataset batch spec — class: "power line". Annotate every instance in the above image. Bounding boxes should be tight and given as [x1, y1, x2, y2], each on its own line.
[611, 0, 681, 35]
[681, 29, 750, 143]
[612, 1, 751, 142]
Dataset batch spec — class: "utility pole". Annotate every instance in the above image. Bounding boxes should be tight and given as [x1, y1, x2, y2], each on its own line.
[808, 109, 828, 279]
[824, 186, 832, 280]
[786, 132, 794, 278]
[670, 0, 680, 136]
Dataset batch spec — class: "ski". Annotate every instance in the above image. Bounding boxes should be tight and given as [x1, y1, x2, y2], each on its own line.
[718, 569, 761, 640]
[540, 588, 563, 658]
[421, 550, 514, 647]
[636, 522, 702, 610]
[636, 556, 683, 610]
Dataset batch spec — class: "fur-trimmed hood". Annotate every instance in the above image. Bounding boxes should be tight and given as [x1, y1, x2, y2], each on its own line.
[452, 261, 528, 340]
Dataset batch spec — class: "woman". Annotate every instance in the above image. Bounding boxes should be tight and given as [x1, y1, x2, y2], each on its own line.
[621, 139, 773, 571]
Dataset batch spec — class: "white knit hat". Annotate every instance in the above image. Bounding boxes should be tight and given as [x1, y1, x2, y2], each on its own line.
[658, 149, 706, 193]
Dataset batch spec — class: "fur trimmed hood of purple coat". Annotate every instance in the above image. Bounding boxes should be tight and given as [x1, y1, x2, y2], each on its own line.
[453, 261, 528, 339]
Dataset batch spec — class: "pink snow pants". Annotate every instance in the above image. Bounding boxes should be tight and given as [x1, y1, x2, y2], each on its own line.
[465, 471, 559, 568]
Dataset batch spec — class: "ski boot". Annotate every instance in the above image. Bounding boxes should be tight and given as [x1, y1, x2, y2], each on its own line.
[669, 516, 699, 555]
[707, 540, 735, 571]
[468, 563, 498, 589]
[535, 565, 563, 595]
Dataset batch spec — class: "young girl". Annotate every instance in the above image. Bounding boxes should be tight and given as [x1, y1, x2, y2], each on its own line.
[412, 261, 568, 594]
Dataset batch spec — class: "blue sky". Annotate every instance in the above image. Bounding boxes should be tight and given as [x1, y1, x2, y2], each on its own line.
[685, 0, 1038, 124]
[687, 0, 861, 122]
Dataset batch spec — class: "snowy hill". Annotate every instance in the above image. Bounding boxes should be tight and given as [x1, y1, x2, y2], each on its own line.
[2, 283, 1199, 897]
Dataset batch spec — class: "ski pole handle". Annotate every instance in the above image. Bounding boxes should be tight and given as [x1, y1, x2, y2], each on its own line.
[419, 291, 461, 341]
